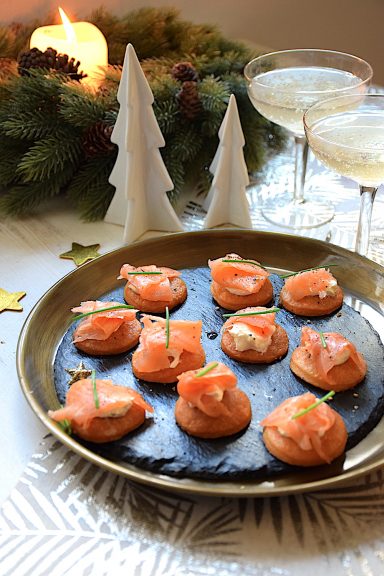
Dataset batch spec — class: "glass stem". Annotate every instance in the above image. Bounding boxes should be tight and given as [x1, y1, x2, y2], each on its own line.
[355, 186, 377, 256]
[293, 136, 309, 204]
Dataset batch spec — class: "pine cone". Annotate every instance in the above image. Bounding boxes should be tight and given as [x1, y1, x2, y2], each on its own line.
[17, 47, 86, 81]
[171, 61, 198, 82]
[82, 122, 115, 157]
[54, 53, 85, 80]
[177, 81, 202, 120]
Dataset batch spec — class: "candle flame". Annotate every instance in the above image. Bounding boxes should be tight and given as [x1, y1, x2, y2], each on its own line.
[58, 7, 77, 44]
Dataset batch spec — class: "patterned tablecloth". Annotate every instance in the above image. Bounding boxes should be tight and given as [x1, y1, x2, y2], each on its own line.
[1, 143, 384, 576]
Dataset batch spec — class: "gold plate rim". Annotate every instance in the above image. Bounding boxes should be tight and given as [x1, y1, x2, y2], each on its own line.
[16, 229, 384, 497]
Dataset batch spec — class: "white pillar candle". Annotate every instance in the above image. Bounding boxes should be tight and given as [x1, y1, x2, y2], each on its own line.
[30, 8, 108, 87]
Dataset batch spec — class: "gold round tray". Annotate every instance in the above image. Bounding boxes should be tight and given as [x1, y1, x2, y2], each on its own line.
[17, 230, 384, 497]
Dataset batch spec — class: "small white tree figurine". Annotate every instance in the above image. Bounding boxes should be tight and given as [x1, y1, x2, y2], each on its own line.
[203, 94, 252, 229]
[104, 44, 183, 242]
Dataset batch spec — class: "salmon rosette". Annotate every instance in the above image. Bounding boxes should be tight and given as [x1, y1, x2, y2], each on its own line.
[131, 315, 205, 383]
[290, 326, 367, 391]
[221, 307, 289, 363]
[261, 392, 347, 466]
[279, 267, 343, 316]
[175, 362, 252, 438]
[49, 378, 153, 443]
[119, 264, 187, 313]
[72, 300, 141, 356]
[208, 253, 273, 310]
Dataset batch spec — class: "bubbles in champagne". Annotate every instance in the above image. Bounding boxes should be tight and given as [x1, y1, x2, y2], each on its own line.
[248, 67, 364, 135]
[307, 121, 384, 186]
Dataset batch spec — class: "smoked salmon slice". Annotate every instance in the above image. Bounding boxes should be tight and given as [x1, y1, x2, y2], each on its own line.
[283, 268, 338, 300]
[177, 362, 237, 417]
[133, 315, 204, 372]
[223, 306, 277, 343]
[260, 392, 337, 463]
[119, 264, 181, 302]
[295, 326, 367, 383]
[209, 253, 269, 295]
[49, 378, 153, 429]
[71, 300, 138, 343]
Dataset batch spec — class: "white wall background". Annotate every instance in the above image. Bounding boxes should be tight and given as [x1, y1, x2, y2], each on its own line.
[1, 0, 383, 84]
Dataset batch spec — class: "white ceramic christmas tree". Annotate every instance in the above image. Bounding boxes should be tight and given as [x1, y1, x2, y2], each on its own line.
[203, 94, 252, 229]
[104, 44, 183, 243]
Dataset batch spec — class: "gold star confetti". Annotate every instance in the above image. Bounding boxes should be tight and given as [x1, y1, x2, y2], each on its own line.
[0, 288, 26, 313]
[60, 242, 101, 267]
[65, 361, 93, 386]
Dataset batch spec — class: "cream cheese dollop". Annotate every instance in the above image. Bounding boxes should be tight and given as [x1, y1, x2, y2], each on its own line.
[228, 322, 275, 353]
[318, 279, 338, 299]
[331, 344, 351, 366]
[101, 401, 132, 418]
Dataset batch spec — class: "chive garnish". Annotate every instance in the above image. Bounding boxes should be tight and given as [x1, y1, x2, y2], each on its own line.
[165, 306, 170, 349]
[72, 304, 135, 322]
[318, 331, 327, 349]
[195, 362, 219, 377]
[280, 264, 338, 279]
[58, 419, 72, 435]
[126, 271, 163, 275]
[223, 307, 280, 318]
[222, 259, 262, 266]
[291, 390, 335, 420]
[91, 369, 100, 409]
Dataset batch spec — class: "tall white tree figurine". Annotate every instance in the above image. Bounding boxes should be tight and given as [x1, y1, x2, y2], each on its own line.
[104, 43, 184, 242]
[203, 94, 252, 229]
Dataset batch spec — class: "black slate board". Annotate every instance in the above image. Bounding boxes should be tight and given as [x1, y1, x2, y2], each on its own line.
[53, 268, 384, 480]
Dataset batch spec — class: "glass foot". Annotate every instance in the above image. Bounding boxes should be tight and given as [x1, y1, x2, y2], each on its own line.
[261, 197, 334, 229]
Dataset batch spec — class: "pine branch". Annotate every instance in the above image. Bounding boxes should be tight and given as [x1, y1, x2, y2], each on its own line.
[0, 137, 28, 185]
[166, 123, 203, 163]
[0, 108, 60, 140]
[199, 77, 230, 115]
[153, 99, 181, 135]
[0, 8, 287, 220]
[0, 162, 75, 216]
[66, 154, 117, 221]
[0, 29, 16, 57]
[160, 148, 185, 199]
[16, 134, 82, 182]
[59, 83, 109, 127]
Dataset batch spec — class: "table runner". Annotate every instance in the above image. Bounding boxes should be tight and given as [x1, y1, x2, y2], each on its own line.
[1, 436, 384, 575]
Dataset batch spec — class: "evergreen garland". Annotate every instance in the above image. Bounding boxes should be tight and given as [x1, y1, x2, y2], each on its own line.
[0, 7, 285, 220]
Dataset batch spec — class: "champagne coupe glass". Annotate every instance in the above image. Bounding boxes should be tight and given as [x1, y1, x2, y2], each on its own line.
[244, 49, 372, 229]
[304, 94, 384, 256]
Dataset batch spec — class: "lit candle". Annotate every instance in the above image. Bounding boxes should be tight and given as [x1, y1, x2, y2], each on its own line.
[30, 7, 108, 87]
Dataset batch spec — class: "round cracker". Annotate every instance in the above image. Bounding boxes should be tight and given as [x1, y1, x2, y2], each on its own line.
[221, 324, 289, 364]
[72, 401, 146, 443]
[210, 278, 273, 310]
[279, 285, 343, 316]
[132, 349, 206, 384]
[124, 277, 187, 313]
[175, 389, 251, 439]
[290, 347, 366, 391]
[262, 411, 347, 467]
[73, 319, 142, 356]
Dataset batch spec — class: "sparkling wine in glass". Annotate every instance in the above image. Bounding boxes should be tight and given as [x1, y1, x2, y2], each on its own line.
[244, 49, 372, 229]
[304, 94, 384, 255]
